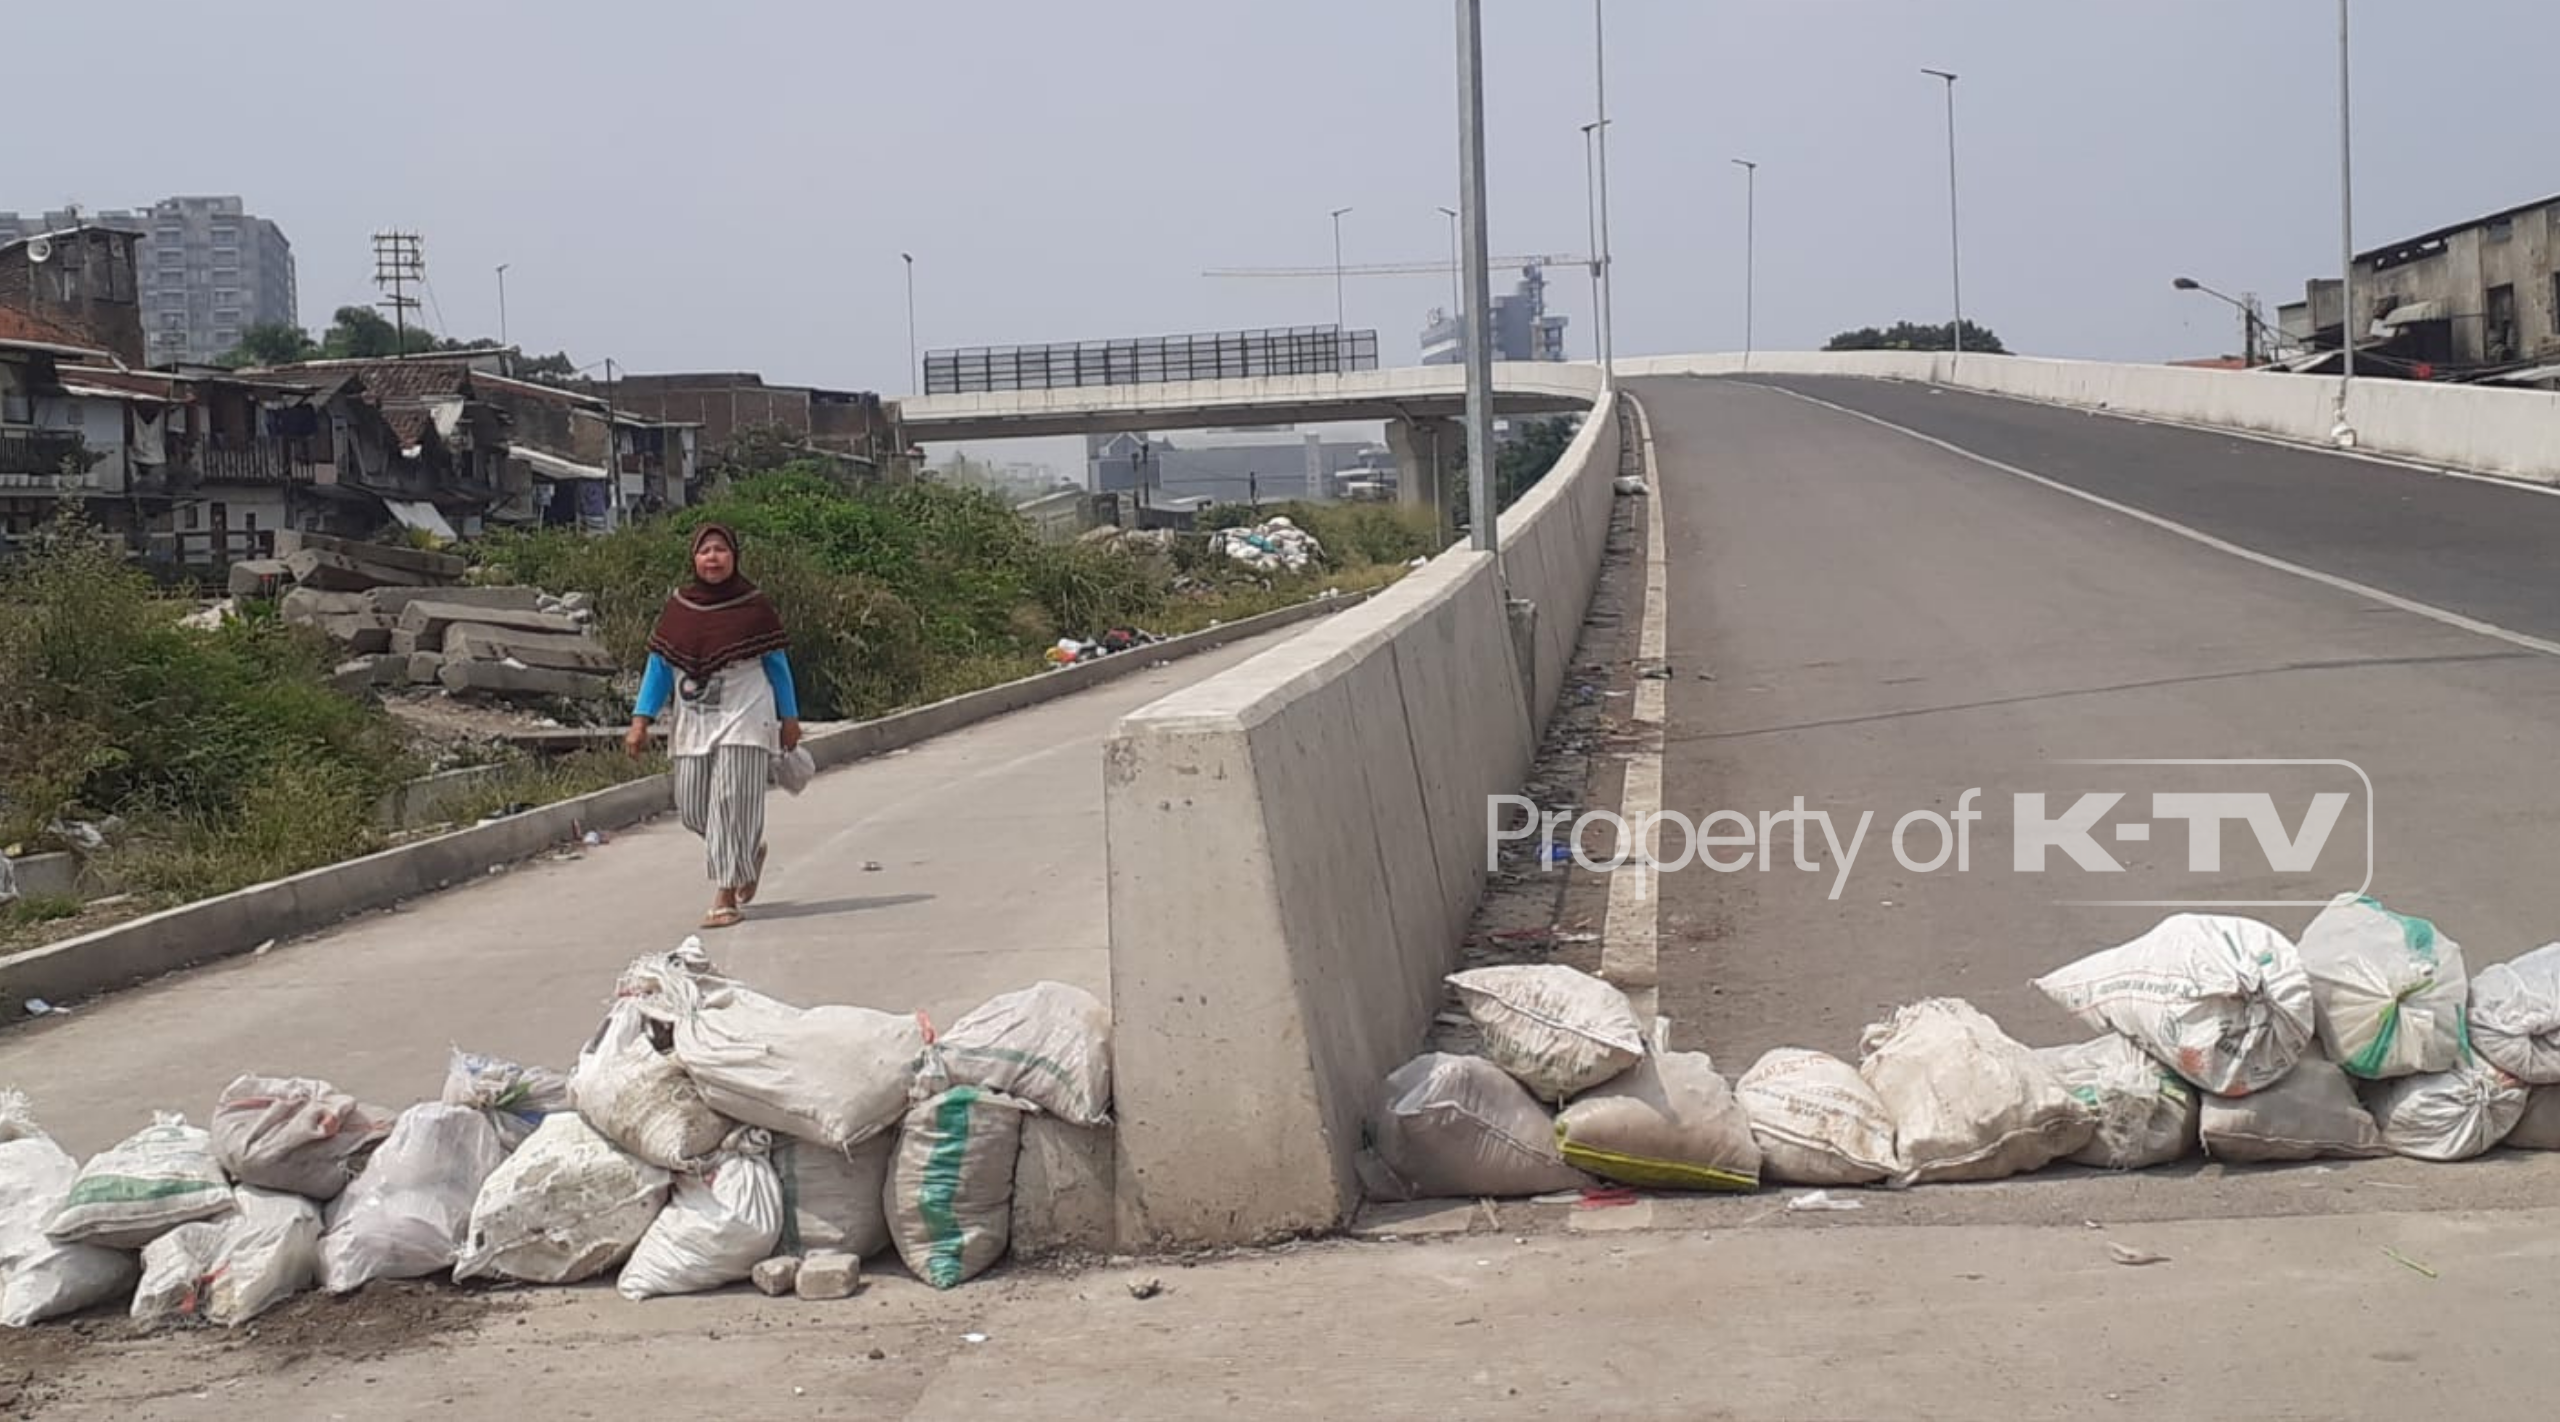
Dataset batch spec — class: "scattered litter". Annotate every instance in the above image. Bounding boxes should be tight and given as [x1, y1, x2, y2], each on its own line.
[583, 831, 606, 847]
[1210, 516, 1326, 574]
[962, 1332, 989, 1345]
[1126, 1275, 1162, 1300]
[1576, 1186, 1642, 1210]
[1636, 663, 1673, 680]
[21, 999, 59, 1018]
[1528, 1190, 1585, 1206]
[252, 938, 277, 957]
[863, 861, 884, 872]
[2106, 1243, 2170, 1266]
[1784, 1190, 1863, 1213]
[2382, 1246, 2437, 1279]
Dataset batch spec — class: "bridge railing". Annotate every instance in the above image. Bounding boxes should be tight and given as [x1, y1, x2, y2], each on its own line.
[924, 326, 1378, 395]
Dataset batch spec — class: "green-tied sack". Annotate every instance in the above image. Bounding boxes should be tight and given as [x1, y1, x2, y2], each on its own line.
[886, 1086, 1026, 1290]
[2298, 894, 2470, 1080]
[42, 1112, 235, 1250]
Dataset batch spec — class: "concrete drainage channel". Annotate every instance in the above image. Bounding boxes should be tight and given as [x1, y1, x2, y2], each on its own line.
[0, 590, 1370, 1018]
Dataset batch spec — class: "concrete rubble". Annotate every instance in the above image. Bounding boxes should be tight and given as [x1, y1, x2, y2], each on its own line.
[258, 531, 613, 704]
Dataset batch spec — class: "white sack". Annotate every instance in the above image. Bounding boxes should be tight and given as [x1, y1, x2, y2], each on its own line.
[618, 1129, 783, 1300]
[2034, 914, 2315, 1096]
[1555, 1052, 1760, 1191]
[1445, 965, 1646, 1101]
[773, 1135, 893, 1259]
[1366, 1053, 1592, 1201]
[43, 1113, 234, 1249]
[569, 1000, 730, 1171]
[668, 979, 926, 1152]
[2468, 943, 2560, 1085]
[0, 1094, 137, 1327]
[2361, 1057, 2529, 1163]
[132, 1186, 321, 1328]
[935, 981, 1113, 1126]
[1734, 1048, 1899, 1186]
[2198, 1057, 2387, 1163]
[454, 1113, 670, 1285]
[442, 1048, 573, 1152]
[886, 1086, 1025, 1290]
[2297, 895, 2469, 1079]
[210, 1075, 395, 1202]
[319, 1104, 509, 1292]
[1858, 998, 2094, 1185]
[2035, 1036, 2200, 1171]
[2502, 1086, 2560, 1151]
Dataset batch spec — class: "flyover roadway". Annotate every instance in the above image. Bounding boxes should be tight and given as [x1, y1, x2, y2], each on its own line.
[1641, 371, 2560, 1080]
[0, 631, 1300, 1159]
[893, 361, 1597, 442]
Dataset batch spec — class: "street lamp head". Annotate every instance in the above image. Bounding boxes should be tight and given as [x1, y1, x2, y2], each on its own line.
[2172, 276, 2201, 291]
[1731, 157, 1756, 170]
[1437, 205, 1458, 219]
[1922, 67, 1958, 82]
[1331, 206, 1353, 219]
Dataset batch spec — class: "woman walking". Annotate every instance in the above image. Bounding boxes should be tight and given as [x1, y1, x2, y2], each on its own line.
[624, 524, 802, 929]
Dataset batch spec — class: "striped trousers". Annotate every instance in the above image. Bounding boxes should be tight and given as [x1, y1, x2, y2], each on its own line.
[672, 745, 771, 889]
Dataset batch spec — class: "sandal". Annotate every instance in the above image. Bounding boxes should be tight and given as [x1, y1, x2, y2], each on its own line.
[701, 905, 744, 930]
[737, 844, 769, 906]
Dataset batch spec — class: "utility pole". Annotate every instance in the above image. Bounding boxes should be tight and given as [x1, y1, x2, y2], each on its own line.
[1591, 0, 1616, 390]
[2335, 0, 2358, 439]
[1732, 158, 1758, 368]
[371, 231, 424, 354]
[901, 253, 918, 393]
[1329, 207, 1354, 371]
[1456, 0, 1498, 554]
[1921, 69, 1963, 360]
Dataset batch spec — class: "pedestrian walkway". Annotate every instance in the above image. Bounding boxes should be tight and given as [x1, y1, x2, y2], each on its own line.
[0, 633, 1293, 1158]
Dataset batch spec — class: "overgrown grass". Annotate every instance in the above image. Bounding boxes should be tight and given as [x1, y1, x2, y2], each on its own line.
[1, 894, 81, 929]
[473, 472, 1440, 721]
[0, 518, 415, 898]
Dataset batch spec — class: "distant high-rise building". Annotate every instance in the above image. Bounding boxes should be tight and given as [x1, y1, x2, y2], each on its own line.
[0, 196, 296, 366]
[1419, 262, 1569, 366]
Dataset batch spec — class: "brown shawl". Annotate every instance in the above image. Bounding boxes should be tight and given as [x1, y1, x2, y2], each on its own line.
[646, 524, 790, 681]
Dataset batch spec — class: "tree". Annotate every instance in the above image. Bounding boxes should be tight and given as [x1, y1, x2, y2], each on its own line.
[215, 323, 321, 368]
[1449, 415, 1580, 530]
[1824, 319, 2008, 355]
[510, 351, 578, 380]
[319, 306, 440, 359]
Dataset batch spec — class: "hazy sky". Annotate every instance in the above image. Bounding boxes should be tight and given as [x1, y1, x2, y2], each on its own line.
[15, 1, 2558, 399]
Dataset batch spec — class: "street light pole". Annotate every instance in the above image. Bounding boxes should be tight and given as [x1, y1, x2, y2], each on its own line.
[495, 263, 510, 351]
[1731, 159, 1757, 368]
[1581, 120, 1607, 364]
[2335, 0, 2357, 436]
[1455, 0, 1497, 555]
[2172, 276, 2265, 366]
[1592, 0, 1616, 390]
[1330, 206, 1354, 370]
[1922, 68, 1964, 361]
[1436, 205, 1461, 317]
[901, 252, 918, 393]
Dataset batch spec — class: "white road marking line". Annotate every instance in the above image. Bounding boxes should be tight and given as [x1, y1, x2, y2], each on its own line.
[1764, 384, 2560, 661]
[1601, 396, 1669, 1028]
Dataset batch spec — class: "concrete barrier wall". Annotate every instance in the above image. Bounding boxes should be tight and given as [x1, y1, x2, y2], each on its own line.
[1618, 351, 2560, 484]
[1105, 382, 1622, 1246]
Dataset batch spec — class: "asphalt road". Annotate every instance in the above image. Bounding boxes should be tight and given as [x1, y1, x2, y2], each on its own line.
[1640, 375, 2560, 1113]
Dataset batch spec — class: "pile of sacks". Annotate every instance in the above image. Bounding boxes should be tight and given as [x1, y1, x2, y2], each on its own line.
[1209, 516, 1325, 574]
[0, 944, 1114, 1329]
[1369, 893, 2560, 1201]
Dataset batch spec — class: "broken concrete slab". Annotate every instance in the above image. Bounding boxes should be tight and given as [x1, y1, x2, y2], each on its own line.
[330, 655, 406, 697]
[794, 1251, 860, 1301]
[318, 615, 394, 655]
[275, 529, 466, 583]
[1349, 1200, 1483, 1238]
[367, 584, 544, 618]
[285, 548, 407, 593]
[280, 587, 373, 624]
[406, 652, 446, 686]
[227, 559, 291, 600]
[437, 659, 610, 701]
[399, 600, 586, 648]
[1012, 1116, 1117, 1259]
[442, 622, 616, 673]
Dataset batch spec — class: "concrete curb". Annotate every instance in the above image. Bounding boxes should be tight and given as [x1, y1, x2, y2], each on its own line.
[0, 589, 1369, 1015]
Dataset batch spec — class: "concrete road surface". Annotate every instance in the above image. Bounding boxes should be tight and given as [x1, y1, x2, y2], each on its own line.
[1639, 374, 2560, 1212]
[0, 633, 1295, 1158]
